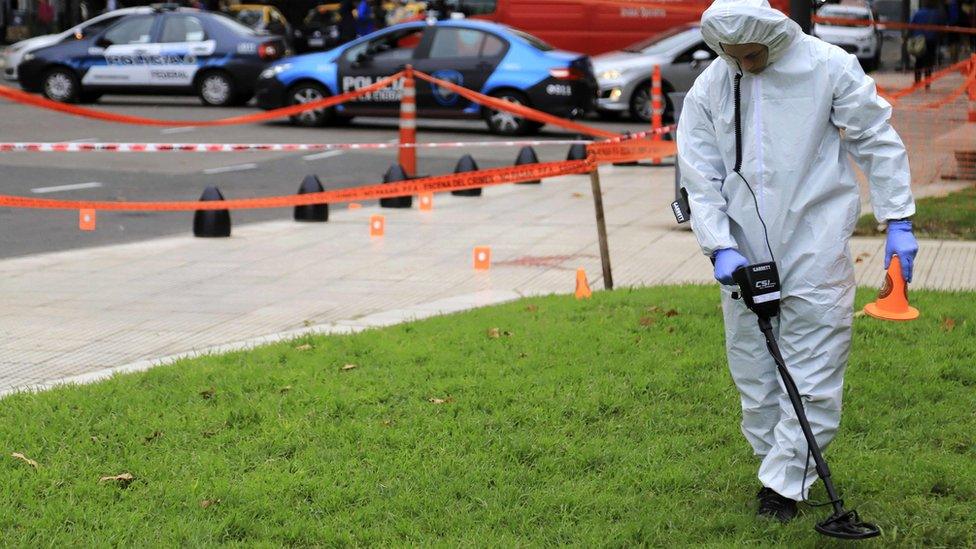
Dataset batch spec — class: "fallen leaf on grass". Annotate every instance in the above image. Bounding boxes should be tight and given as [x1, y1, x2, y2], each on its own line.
[279, 385, 293, 394]
[341, 364, 358, 371]
[199, 388, 215, 400]
[645, 306, 663, 313]
[11, 453, 38, 469]
[202, 430, 218, 438]
[664, 309, 679, 318]
[853, 310, 866, 318]
[639, 316, 656, 327]
[200, 499, 221, 509]
[143, 431, 162, 444]
[382, 419, 394, 427]
[942, 317, 957, 332]
[99, 473, 135, 487]
[295, 343, 313, 351]
[487, 328, 513, 339]
[428, 397, 454, 405]
[524, 304, 539, 313]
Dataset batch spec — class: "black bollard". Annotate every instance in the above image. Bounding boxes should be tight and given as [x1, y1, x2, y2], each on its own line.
[451, 154, 482, 197]
[566, 143, 588, 161]
[193, 186, 231, 238]
[514, 145, 541, 185]
[380, 163, 413, 208]
[294, 174, 329, 222]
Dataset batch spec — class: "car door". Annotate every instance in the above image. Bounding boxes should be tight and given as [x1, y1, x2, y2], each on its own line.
[82, 14, 158, 88]
[413, 26, 509, 115]
[336, 24, 430, 115]
[150, 13, 215, 89]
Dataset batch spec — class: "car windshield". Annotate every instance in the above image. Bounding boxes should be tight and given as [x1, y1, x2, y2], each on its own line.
[509, 28, 552, 51]
[817, 7, 870, 20]
[233, 9, 264, 28]
[211, 12, 262, 35]
[623, 25, 698, 53]
[305, 8, 339, 26]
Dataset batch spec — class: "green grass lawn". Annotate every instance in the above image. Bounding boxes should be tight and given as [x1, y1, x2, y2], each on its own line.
[1, 286, 974, 546]
[856, 186, 976, 240]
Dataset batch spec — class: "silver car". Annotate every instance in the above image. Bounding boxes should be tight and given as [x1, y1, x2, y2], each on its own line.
[592, 24, 715, 123]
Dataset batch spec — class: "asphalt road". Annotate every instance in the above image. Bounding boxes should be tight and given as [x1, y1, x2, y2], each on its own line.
[0, 94, 651, 259]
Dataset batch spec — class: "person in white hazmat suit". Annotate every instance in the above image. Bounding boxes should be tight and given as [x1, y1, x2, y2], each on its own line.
[677, 0, 918, 522]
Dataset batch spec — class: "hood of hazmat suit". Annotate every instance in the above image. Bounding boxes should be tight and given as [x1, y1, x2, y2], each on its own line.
[676, 0, 914, 501]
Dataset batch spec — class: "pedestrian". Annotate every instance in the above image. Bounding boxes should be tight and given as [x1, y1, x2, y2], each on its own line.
[36, 0, 55, 34]
[945, 0, 962, 62]
[908, 0, 945, 87]
[677, 0, 917, 524]
[355, 0, 374, 36]
[338, 0, 357, 44]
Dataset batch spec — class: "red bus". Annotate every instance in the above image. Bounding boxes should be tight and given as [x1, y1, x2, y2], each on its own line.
[444, 0, 791, 55]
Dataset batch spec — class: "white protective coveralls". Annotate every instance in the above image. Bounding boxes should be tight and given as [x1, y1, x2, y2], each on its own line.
[677, 0, 915, 500]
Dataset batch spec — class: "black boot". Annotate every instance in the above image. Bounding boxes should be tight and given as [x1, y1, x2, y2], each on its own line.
[757, 487, 797, 523]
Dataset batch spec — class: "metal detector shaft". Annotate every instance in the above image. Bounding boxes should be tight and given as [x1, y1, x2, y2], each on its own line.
[757, 317, 845, 516]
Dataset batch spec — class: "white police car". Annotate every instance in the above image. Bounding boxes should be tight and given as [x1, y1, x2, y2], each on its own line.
[18, 5, 287, 106]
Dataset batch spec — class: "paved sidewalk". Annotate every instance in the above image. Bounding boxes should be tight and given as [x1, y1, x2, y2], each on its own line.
[2, 165, 974, 395]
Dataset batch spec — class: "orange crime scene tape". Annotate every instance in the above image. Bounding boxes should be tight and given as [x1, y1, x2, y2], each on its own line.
[0, 138, 675, 212]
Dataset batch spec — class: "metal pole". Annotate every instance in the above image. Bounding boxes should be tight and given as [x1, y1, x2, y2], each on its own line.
[588, 168, 613, 290]
[790, 0, 811, 34]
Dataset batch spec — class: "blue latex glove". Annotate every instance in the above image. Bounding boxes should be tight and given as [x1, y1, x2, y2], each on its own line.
[713, 248, 749, 285]
[885, 219, 918, 282]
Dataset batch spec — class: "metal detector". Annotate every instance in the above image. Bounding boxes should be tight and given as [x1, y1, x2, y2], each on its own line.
[732, 263, 881, 540]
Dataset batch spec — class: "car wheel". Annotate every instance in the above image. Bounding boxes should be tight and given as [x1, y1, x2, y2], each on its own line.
[42, 68, 81, 103]
[629, 82, 674, 125]
[197, 71, 236, 107]
[288, 82, 336, 127]
[484, 90, 535, 136]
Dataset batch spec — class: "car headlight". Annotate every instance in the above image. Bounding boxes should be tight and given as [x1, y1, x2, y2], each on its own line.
[260, 63, 292, 79]
[599, 69, 622, 81]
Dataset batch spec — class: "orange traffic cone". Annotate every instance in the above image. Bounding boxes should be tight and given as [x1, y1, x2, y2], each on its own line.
[575, 268, 592, 299]
[863, 253, 919, 321]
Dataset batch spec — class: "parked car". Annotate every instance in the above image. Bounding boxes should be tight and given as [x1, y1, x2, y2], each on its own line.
[18, 5, 287, 106]
[591, 24, 716, 123]
[255, 19, 597, 135]
[814, 3, 882, 71]
[294, 3, 343, 53]
[1, 6, 153, 82]
[226, 4, 294, 51]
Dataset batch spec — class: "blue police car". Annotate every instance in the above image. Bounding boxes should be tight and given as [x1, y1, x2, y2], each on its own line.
[255, 19, 597, 135]
[18, 5, 287, 106]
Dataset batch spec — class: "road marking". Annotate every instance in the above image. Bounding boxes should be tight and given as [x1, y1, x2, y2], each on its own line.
[161, 126, 197, 135]
[31, 181, 104, 194]
[202, 163, 257, 175]
[302, 149, 344, 161]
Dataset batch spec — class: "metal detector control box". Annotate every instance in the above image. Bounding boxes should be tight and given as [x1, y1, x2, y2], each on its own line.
[733, 262, 781, 319]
